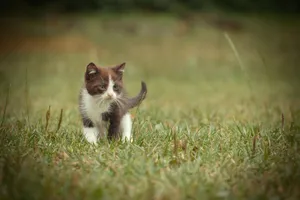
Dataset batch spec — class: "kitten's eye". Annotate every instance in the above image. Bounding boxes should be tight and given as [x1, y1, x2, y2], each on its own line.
[113, 84, 119, 91]
[99, 84, 106, 90]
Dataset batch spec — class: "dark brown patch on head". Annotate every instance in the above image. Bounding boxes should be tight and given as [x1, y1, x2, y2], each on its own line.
[109, 63, 126, 95]
[84, 62, 125, 96]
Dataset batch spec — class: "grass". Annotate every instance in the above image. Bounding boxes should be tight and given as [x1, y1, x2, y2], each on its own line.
[0, 12, 300, 199]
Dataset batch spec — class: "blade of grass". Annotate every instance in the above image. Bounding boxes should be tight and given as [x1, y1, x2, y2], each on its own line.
[45, 106, 51, 132]
[56, 109, 63, 133]
[25, 66, 30, 124]
[1, 84, 10, 127]
[224, 32, 254, 97]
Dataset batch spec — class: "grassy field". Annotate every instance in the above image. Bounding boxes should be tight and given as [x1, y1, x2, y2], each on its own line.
[0, 13, 300, 199]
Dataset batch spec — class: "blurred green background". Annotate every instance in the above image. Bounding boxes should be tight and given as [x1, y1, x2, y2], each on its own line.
[0, 0, 299, 123]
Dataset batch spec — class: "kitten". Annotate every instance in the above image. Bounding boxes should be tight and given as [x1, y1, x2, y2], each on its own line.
[79, 62, 147, 144]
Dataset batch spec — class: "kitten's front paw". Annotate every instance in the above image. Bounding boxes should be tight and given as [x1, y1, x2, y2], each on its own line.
[122, 136, 133, 143]
[83, 127, 98, 145]
[85, 135, 98, 145]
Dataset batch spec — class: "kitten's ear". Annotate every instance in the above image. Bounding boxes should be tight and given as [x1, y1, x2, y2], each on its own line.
[112, 62, 126, 76]
[86, 62, 99, 75]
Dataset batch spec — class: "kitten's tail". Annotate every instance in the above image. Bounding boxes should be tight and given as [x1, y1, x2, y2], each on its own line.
[126, 81, 147, 109]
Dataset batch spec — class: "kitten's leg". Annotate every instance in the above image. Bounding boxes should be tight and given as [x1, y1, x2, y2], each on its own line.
[98, 120, 108, 139]
[82, 118, 98, 144]
[83, 127, 99, 144]
[121, 113, 132, 142]
[107, 106, 122, 140]
[108, 116, 121, 140]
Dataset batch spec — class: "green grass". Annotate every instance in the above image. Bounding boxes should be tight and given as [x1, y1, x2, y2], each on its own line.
[0, 13, 300, 199]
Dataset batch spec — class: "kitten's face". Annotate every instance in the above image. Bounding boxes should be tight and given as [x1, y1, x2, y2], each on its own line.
[84, 62, 125, 101]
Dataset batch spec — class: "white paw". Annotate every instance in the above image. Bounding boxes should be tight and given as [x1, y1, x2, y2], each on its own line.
[121, 113, 132, 143]
[83, 127, 98, 145]
[122, 135, 133, 143]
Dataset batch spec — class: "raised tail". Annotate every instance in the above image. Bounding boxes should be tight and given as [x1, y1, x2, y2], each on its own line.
[126, 81, 147, 109]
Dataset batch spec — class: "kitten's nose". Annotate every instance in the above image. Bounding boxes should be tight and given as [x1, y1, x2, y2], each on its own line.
[107, 93, 114, 99]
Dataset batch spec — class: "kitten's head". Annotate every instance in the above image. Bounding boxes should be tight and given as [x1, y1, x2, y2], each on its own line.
[84, 62, 125, 101]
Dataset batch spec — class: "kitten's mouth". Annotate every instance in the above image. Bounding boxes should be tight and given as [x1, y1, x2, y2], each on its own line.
[104, 97, 117, 103]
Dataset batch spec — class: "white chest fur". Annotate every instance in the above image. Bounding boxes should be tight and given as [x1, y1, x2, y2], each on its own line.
[81, 89, 111, 124]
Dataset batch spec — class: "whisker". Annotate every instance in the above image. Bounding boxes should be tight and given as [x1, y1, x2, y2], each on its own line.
[95, 99, 102, 105]
[114, 99, 124, 109]
[118, 97, 128, 108]
[113, 99, 121, 108]
[95, 97, 105, 108]
[119, 100, 126, 108]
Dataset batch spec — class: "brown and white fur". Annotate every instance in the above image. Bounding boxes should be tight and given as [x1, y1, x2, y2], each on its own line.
[79, 62, 147, 144]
